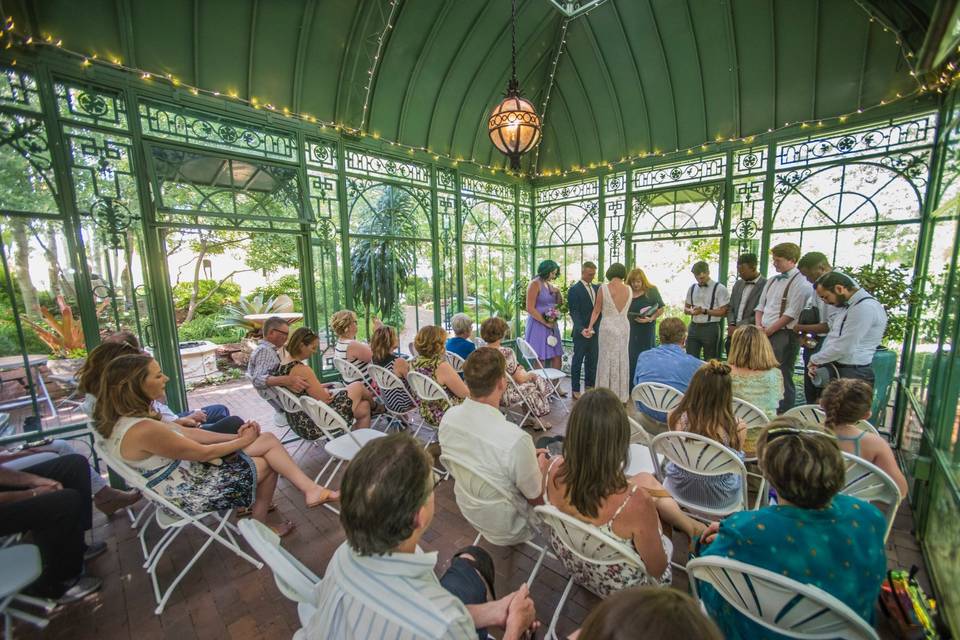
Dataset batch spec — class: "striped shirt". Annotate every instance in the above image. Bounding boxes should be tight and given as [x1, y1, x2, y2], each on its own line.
[296, 542, 476, 640]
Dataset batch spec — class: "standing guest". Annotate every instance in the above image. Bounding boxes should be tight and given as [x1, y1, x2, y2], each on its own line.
[626, 268, 665, 385]
[820, 379, 908, 496]
[584, 263, 631, 402]
[632, 318, 704, 434]
[297, 433, 539, 640]
[725, 254, 765, 352]
[247, 316, 311, 412]
[795, 252, 845, 403]
[274, 327, 372, 437]
[331, 309, 377, 376]
[697, 419, 887, 639]
[97, 354, 338, 536]
[568, 261, 600, 399]
[573, 587, 723, 640]
[524, 259, 565, 370]
[370, 325, 417, 414]
[754, 243, 808, 413]
[445, 313, 477, 360]
[411, 325, 469, 427]
[683, 261, 729, 361]
[809, 271, 887, 385]
[727, 324, 783, 420]
[439, 348, 547, 545]
[665, 361, 748, 510]
[480, 317, 552, 419]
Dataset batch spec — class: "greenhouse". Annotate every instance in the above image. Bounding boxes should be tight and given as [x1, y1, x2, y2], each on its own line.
[0, 0, 958, 637]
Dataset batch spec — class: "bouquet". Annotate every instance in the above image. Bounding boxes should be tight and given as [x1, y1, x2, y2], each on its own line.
[542, 307, 561, 324]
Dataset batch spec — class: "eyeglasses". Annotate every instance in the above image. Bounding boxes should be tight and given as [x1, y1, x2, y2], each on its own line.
[273, 328, 289, 337]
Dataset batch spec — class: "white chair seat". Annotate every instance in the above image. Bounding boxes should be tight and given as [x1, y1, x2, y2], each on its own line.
[624, 443, 655, 476]
[0, 545, 41, 599]
[531, 368, 565, 381]
[326, 429, 388, 461]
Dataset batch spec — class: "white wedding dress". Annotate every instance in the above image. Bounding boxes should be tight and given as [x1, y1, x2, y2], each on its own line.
[595, 282, 631, 402]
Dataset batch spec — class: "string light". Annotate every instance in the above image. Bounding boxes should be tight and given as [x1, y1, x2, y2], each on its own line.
[359, 0, 400, 131]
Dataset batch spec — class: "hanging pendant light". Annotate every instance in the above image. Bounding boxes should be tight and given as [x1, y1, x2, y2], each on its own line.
[488, 0, 541, 170]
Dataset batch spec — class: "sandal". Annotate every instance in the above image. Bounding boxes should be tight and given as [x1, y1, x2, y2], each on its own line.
[306, 488, 340, 509]
[268, 521, 297, 538]
[235, 502, 278, 518]
[452, 545, 496, 600]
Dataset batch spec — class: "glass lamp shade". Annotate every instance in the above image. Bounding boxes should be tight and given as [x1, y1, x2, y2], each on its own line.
[488, 90, 542, 169]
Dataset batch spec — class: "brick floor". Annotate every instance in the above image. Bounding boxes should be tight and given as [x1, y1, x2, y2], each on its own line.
[12, 378, 932, 639]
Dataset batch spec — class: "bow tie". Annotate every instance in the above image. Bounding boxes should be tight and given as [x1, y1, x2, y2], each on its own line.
[775, 273, 790, 281]
[698, 283, 709, 288]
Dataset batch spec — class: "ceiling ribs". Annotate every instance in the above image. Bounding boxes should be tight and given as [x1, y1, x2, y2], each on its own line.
[552, 83, 584, 169]
[246, 0, 259, 99]
[770, 0, 777, 131]
[609, 0, 651, 158]
[644, 0, 679, 150]
[362, 0, 403, 131]
[681, 0, 708, 146]
[561, 31, 604, 162]
[397, 0, 453, 141]
[582, 16, 627, 163]
[811, 0, 820, 120]
[857, 17, 872, 110]
[723, 0, 740, 137]
[334, 2, 368, 126]
[115, 0, 137, 70]
[532, 14, 568, 173]
[291, 0, 317, 113]
[192, 0, 200, 85]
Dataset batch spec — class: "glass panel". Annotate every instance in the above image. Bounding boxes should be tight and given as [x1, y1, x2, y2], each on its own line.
[0, 111, 58, 214]
[344, 149, 429, 186]
[631, 184, 724, 240]
[0, 66, 42, 112]
[632, 238, 722, 313]
[461, 198, 516, 324]
[54, 82, 128, 130]
[923, 467, 960, 631]
[631, 155, 726, 191]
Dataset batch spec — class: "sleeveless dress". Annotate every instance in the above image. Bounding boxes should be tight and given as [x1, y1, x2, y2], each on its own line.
[730, 368, 783, 420]
[411, 355, 461, 427]
[372, 353, 416, 413]
[595, 282, 631, 402]
[498, 346, 551, 417]
[523, 280, 564, 360]
[104, 416, 256, 514]
[272, 361, 354, 438]
[543, 458, 672, 596]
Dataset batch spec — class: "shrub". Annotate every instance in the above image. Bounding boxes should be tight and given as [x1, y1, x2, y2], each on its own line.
[172, 280, 242, 316]
[250, 274, 302, 311]
[0, 321, 52, 357]
[177, 315, 242, 344]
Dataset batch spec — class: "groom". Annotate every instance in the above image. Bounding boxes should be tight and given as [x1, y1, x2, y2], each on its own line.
[568, 261, 599, 400]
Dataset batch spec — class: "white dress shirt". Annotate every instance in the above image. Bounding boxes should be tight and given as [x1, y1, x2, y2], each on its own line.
[756, 268, 808, 330]
[297, 543, 476, 640]
[580, 280, 596, 306]
[811, 288, 888, 366]
[807, 285, 845, 336]
[439, 398, 542, 545]
[686, 280, 730, 323]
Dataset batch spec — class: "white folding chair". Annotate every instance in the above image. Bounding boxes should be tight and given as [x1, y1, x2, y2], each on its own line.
[332, 357, 378, 400]
[503, 375, 547, 431]
[731, 397, 769, 430]
[92, 441, 263, 615]
[630, 382, 683, 420]
[650, 431, 749, 520]
[237, 519, 321, 626]
[688, 556, 879, 640]
[440, 453, 550, 587]
[275, 387, 314, 457]
[627, 415, 653, 446]
[0, 545, 55, 637]
[299, 395, 388, 513]
[840, 452, 902, 541]
[534, 504, 657, 640]
[515, 338, 566, 400]
[405, 370, 452, 443]
[783, 404, 827, 427]
[367, 364, 421, 435]
[856, 419, 881, 436]
[445, 351, 465, 373]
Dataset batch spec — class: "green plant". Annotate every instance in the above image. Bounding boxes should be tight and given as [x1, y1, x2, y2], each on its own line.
[250, 274, 303, 311]
[178, 315, 241, 343]
[20, 295, 101, 357]
[172, 279, 241, 316]
[0, 321, 50, 356]
[838, 264, 926, 345]
[220, 293, 290, 336]
[478, 277, 527, 322]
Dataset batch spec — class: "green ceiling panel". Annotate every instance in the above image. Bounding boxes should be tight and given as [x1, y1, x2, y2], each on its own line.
[5, 0, 930, 173]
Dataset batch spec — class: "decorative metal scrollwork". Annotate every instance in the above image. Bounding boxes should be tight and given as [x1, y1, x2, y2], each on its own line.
[90, 197, 134, 250]
[76, 91, 108, 117]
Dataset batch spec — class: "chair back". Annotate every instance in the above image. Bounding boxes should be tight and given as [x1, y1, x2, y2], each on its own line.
[275, 387, 305, 415]
[731, 398, 769, 429]
[237, 519, 319, 605]
[332, 357, 366, 384]
[856, 419, 881, 436]
[406, 371, 452, 404]
[688, 556, 879, 640]
[446, 351, 466, 372]
[783, 404, 827, 427]
[650, 431, 748, 513]
[630, 382, 684, 413]
[841, 452, 902, 541]
[627, 415, 653, 446]
[441, 453, 522, 537]
[368, 364, 418, 412]
[515, 338, 543, 369]
[299, 396, 352, 442]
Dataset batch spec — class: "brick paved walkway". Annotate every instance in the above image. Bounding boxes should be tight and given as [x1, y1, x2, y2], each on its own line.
[14, 378, 931, 639]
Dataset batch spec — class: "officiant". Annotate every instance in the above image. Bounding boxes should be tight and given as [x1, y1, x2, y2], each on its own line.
[627, 267, 665, 385]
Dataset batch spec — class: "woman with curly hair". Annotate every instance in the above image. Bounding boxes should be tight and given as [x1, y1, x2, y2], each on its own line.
[410, 325, 468, 426]
[479, 317, 551, 420]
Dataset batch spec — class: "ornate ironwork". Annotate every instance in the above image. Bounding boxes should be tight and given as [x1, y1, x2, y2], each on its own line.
[535, 177, 599, 205]
[536, 201, 599, 246]
[0, 112, 58, 214]
[460, 175, 513, 203]
[90, 197, 134, 250]
[55, 83, 128, 130]
[734, 147, 767, 175]
[731, 178, 765, 256]
[65, 126, 141, 220]
[631, 156, 726, 192]
[304, 139, 338, 170]
[462, 199, 514, 246]
[604, 172, 626, 195]
[437, 167, 456, 192]
[343, 149, 429, 185]
[139, 100, 297, 162]
[0, 66, 42, 112]
[605, 197, 626, 261]
[630, 184, 724, 239]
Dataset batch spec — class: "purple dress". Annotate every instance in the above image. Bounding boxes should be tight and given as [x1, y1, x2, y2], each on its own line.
[524, 280, 564, 360]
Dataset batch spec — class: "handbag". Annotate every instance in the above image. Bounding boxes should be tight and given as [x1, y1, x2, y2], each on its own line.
[879, 567, 942, 639]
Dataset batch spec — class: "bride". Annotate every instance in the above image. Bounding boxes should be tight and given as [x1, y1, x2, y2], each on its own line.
[583, 263, 631, 402]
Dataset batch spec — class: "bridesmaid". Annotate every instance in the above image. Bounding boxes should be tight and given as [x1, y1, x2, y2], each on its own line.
[524, 259, 565, 373]
[626, 268, 665, 385]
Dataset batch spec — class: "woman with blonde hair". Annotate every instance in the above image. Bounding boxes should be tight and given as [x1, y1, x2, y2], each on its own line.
[274, 327, 372, 438]
[330, 309, 378, 375]
[410, 325, 468, 426]
[665, 361, 747, 509]
[479, 317, 552, 419]
[95, 354, 338, 536]
[626, 268, 665, 384]
[370, 324, 416, 414]
[726, 324, 783, 419]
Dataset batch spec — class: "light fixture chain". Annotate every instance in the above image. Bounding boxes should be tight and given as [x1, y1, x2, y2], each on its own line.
[511, 0, 518, 86]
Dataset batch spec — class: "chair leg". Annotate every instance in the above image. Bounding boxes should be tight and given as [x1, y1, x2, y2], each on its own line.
[546, 576, 575, 640]
[525, 543, 549, 587]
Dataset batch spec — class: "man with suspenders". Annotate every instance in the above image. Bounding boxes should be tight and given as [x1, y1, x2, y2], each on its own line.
[755, 243, 808, 413]
[809, 271, 888, 384]
[684, 261, 729, 360]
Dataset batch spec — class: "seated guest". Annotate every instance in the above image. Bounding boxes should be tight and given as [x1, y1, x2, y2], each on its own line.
[821, 378, 908, 496]
[632, 317, 704, 433]
[370, 324, 417, 414]
[727, 324, 783, 420]
[0, 455, 103, 602]
[698, 418, 887, 639]
[274, 327, 372, 437]
[104, 331, 244, 434]
[411, 325, 469, 427]
[480, 317, 552, 419]
[543, 388, 704, 596]
[78, 339, 142, 417]
[248, 316, 312, 412]
[97, 353, 338, 536]
[297, 433, 539, 640]
[330, 309, 376, 375]
[439, 348, 547, 545]
[446, 313, 477, 360]
[665, 361, 748, 510]
[574, 586, 723, 640]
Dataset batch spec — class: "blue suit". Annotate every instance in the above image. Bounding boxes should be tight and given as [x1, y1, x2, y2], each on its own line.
[568, 281, 600, 393]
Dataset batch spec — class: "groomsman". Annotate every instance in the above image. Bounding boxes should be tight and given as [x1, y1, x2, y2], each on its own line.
[755, 243, 808, 413]
[796, 251, 844, 403]
[568, 261, 599, 399]
[684, 261, 729, 360]
[725, 253, 766, 352]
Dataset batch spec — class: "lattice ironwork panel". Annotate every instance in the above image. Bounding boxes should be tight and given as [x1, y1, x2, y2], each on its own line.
[54, 82, 128, 131]
[735, 147, 767, 176]
[139, 100, 297, 162]
[728, 178, 765, 267]
[535, 177, 599, 206]
[536, 201, 599, 246]
[0, 110, 58, 214]
[462, 198, 514, 247]
[460, 174, 513, 203]
[437, 167, 456, 193]
[605, 196, 626, 262]
[631, 156, 726, 192]
[343, 149, 429, 186]
[307, 170, 339, 243]
[604, 171, 627, 195]
[346, 178, 430, 238]
[304, 139, 338, 171]
[0, 66, 42, 112]
[630, 184, 724, 239]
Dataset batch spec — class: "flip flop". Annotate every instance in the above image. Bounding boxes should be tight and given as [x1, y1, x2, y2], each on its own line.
[235, 502, 278, 518]
[306, 488, 340, 509]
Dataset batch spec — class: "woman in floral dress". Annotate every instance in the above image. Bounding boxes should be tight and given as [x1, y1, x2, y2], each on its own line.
[410, 325, 468, 427]
[480, 317, 552, 418]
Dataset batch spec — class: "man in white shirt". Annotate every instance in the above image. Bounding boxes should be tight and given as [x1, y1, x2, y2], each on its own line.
[684, 261, 729, 360]
[440, 348, 547, 546]
[298, 433, 538, 640]
[795, 251, 847, 403]
[809, 271, 888, 385]
[754, 243, 808, 413]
